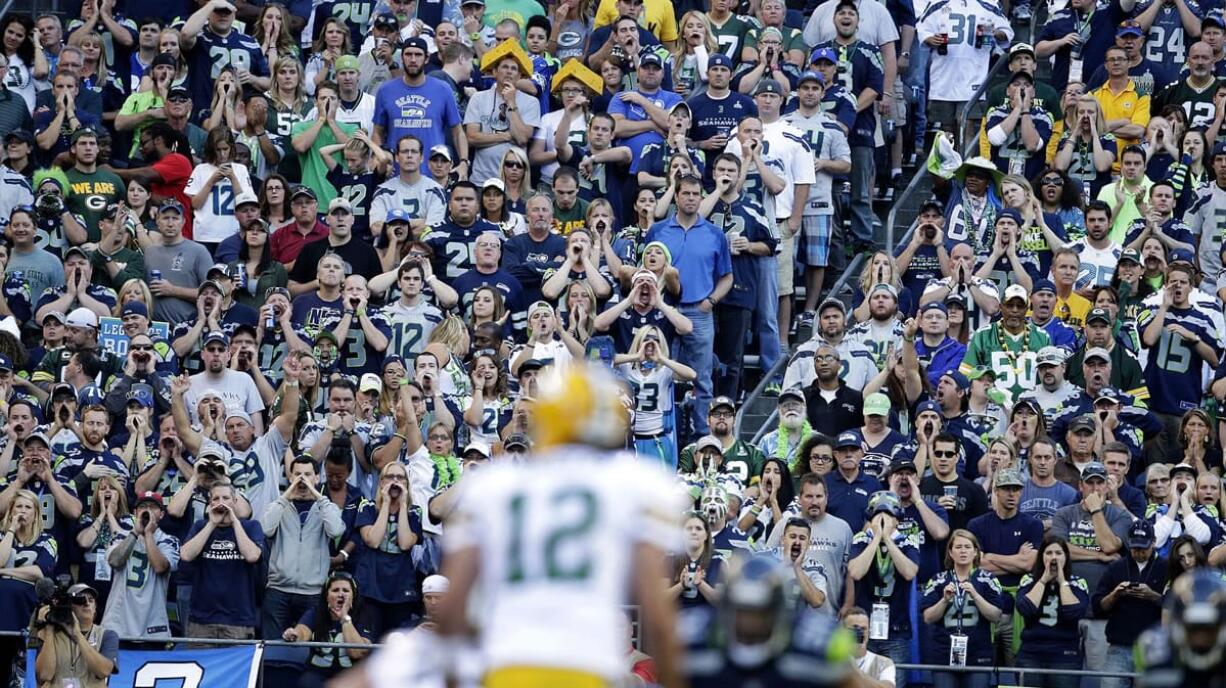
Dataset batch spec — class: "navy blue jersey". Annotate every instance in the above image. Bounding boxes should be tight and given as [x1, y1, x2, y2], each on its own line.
[985, 105, 1054, 181]
[35, 284, 117, 317]
[635, 141, 706, 182]
[687, 90, 757, 182]
[503, 232, 567, 305]
[421, 218, 503, 280]
[561, 143, 631, 228]
[1137, 304, 1221, 414]
[186, 28, 269, 112]
[849, 528, 922, 636]
[810, 40, 884, 147]
[679, 603, 855, 688]
[609, 305, 678, 354]
[290, 292, 345, 333]
[821, 86, 858, 134]
[826, 472, 883, 533]
[861, 429, 906, 480]
[967, 510, 1044, 587]
[706, 195, 776, 310]
[921, 568, 1008, 666]
[898, 244, 942, 308]
[4, 273, 32, 325]
[185, 518, 265, 626]
[899, 499, 951, 584]
[0, 532, 56, 632]
[451, 268, 528, 335]
[54, 446, 129, 512]
[1136, 0, 1200, 87]
[352, 499, 423, 604]
[1124, 217, 1194, 248]
[1036, 0, 1126, 90]
[311, 0, 381, 49]
[1057, 132, 1118, 201]
[326, 167, 382, 242]
[1015, 573, 1091, 661]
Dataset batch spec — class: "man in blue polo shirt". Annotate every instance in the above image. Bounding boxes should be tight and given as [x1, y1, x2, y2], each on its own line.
[826, 429, 884, 532]
[645, 175, 731, 434]
[609, 52, 682, 167]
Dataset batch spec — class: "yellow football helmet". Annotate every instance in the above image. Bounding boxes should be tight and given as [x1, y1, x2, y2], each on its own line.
[532, 362, 629, 450]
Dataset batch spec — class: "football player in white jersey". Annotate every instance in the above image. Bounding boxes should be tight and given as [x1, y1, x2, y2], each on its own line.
[435, 363, 687, 688]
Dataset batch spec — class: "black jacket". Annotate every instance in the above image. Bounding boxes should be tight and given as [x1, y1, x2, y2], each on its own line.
[804, 382, 863, 439]
[1092, 553, 1168, 647]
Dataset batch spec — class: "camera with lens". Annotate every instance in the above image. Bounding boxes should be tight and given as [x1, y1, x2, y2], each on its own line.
[35, 191, 64, 218]
[33, 575, 78, 631]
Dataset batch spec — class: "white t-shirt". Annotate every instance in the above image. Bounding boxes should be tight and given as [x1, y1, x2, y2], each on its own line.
[183, 162, 254, 243]
[533, 109, 589, 185]
[186, 370, 266, 423]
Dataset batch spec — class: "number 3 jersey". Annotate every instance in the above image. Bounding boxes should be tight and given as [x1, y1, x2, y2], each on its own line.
[443, 449, 684, 680]
[919, 568, 1008, 666]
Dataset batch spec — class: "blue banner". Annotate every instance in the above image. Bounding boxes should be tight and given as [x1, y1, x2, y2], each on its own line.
[99, 316, 171, 358]
[28, 643, 262, 687]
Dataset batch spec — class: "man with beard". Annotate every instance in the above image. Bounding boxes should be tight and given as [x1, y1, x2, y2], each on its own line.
[689, 54, 757, 181]
[801, 344, 865, 439]
[108, 124, 195, 236]
[174, 356, 300, 520]
[1018, 346, 1084, 426]
[764, 474, 854, 609]
[184, 331, 266, 435]
[920, 431, 990, 532]
[33, 246, 117, 322]
[1018, 436, 1079, 531]
[919, 241, 1002, 333]
[1140, 264, 1221, 460]
[1028, 279, 1078, 350]
[845, 284, 905, 371]
[1188, 140, 1226, 284]
[961, 283, 1052, 401]
[755, 389, 810, 466]
[53, 403, 129, 497]
[1069, 202, 1122, 289]
[373, 34, 468, 169]
[677, 396, 765, 486]
[887, 456, 950, 585]
[784, 298, 876, 391]
[62, 128, 121, 245]
[421, 182, 502, 280]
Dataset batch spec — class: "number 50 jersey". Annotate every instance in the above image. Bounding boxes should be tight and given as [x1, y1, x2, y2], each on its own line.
[444, 449, 683, 681]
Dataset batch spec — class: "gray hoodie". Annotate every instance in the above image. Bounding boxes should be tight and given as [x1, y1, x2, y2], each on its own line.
[261, 496, 345, 595]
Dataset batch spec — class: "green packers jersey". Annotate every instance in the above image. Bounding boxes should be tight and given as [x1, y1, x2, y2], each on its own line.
[961, 323, 1052, 402]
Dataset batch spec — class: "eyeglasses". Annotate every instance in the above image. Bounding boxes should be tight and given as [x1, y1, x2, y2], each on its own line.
[810, 453, 833, 462]
[1147, 477, 1171, 484]
[932, 450, 958, 458]
[428, 433, 451, 441]
[1041, 176, 1063, 186]
[504, 160, 525, 169]
[814, 354, 837, 362]
[560, 87, 585, 96]
[709, 410, 734, 419]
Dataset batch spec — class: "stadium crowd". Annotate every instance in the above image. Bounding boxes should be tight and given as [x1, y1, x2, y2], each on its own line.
[0, 0, 1221, 685]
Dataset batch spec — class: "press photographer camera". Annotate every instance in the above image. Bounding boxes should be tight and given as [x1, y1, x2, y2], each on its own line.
[31, 580, 118, 688]
[34, 187, 64, 219]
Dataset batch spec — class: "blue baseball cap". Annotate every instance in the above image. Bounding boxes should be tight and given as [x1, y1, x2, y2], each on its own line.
[942, 369, 970, 389]
[158, 199, 184, 215]
[385, 208, 412, 224]
[1170, 247, 1196, 265]
[915, 399, 941, 417]
[127, 384, 155, 409]
[0, 354, 11, 372]
[920, 301, 948, 315]
[997, 207, 1023, 225]
[835, 429, 863, 449]
[798, 70, 826, 86]
[1031, 278, 1057, 295]
[707, 53, 733, 70]
[639, 52, 663, 68]
[120, 301, 148, 319]
[203, 331, 230, 347]
[809, 47, 837, 64]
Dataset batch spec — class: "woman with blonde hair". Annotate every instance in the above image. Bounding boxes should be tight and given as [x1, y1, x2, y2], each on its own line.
[561, 280, 598, 349]
[423, 316, 473, 397]
[498, 147, 531, 213]
[74, 31, 109, 93]
[0, 490, 57, 635]
[1052, 94, 1117, 200]
[156, 28, 189, 86]
[75, 475, 132, 603]
[352, 462, 422, 636]
[999, 173, 1067, 275]
[204, 66, 243, 132]
[266, 55, 311, 138]
[671, 11, 715, 97]
[112, 278, 155, 317]
[978, 436, 1019, 492]
[608, 240, 682, 299]
[921, 529, 1005, 688]
[616, 325, 695, 466]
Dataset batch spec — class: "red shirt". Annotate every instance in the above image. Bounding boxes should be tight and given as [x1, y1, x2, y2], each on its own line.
[151, 153, 194, 238]
[270, 219, 330, 266]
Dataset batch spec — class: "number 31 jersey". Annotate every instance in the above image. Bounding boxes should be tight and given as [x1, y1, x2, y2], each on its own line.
[444, 450, 683, 680]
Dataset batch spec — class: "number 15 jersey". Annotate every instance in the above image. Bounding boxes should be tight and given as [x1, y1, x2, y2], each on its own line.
[444, 449, 683, 680]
